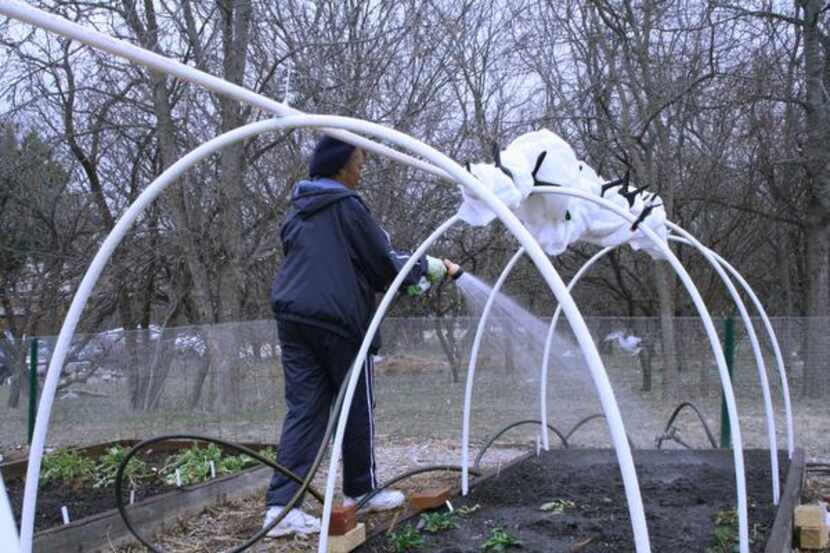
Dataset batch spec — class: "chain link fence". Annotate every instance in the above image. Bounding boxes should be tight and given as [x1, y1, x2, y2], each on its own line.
[1, 316, 827, 460]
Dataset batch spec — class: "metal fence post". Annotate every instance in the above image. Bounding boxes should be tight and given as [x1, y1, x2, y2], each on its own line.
[719, 316, 735, 448]
[28, 338, 39, 445]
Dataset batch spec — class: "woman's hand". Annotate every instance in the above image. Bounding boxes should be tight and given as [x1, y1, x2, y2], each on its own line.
[443, 259, 461, 277]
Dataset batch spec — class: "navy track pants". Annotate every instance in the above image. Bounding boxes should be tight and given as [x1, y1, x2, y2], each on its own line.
[265, 319, 376, 506]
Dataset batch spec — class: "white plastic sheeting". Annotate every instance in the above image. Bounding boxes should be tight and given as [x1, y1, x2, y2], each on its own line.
[458, 129, 668, 258]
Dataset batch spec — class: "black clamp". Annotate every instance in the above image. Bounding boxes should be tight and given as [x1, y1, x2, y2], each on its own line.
[630, 201, 663, 232]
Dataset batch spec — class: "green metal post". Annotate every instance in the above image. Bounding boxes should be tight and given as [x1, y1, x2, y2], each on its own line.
[719, 317, 735, 449]
[28, 337, 38, 445]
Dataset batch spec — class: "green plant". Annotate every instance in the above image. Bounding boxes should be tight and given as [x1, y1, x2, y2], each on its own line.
[481, 527, 522, 552]
[94, 445, 152, 489]
[539, 498, 575, 514]
[160, 444, 267, 486]
[41, 448, 96, 487]
[218, 452, 259, 474]
[706, 510, 738, 553]
[257, 447, 276, 461]
[161, 443, 223, 486]
[419, 511, 458, 533]
[388, 525, 424, 552]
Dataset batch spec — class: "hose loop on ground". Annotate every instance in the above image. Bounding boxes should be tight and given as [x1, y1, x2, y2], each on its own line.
[654, 402, 718, 450]
[473, 419, 569, 472]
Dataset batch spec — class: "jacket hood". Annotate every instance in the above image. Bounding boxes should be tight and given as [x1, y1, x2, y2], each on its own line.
[291, 178, 358, 218]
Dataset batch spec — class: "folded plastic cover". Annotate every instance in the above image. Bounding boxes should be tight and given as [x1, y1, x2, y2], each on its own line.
[457, 129, 668, 259]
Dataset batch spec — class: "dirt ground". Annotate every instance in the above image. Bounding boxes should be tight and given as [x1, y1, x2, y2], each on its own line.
[358, 449, 782, 553]
[106, 447, 829, 553]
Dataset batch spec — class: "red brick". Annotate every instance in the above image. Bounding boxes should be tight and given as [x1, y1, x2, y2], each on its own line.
[329, 504, 358, 536]
[409, 486, 452, 512]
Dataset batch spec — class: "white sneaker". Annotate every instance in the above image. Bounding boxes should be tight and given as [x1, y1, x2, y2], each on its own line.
[263, 505, 321, 538]
[343, 489, 405, 513]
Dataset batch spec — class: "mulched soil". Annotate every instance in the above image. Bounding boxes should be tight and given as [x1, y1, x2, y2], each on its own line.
[357, 448, 786, 553]
[115, 469, 466, 553]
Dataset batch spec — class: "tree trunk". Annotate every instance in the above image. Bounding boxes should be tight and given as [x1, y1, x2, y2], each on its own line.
[434, 317, 460, 383]
[6, 340, 30, 409]
[639, 341, 654, 392]
[802, 209, 829, 398]
[799, 0, 830, 399]
[503, 331, 515, 374]
[654, 260, 678, 399]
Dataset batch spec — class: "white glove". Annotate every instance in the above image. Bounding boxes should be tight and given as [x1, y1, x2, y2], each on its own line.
[426, 255, 448, 284]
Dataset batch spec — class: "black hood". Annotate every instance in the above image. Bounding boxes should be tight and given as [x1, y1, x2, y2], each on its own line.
[291, 179, 359, 218]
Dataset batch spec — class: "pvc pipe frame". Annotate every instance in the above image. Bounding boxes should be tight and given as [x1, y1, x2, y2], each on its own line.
[666, 230, 779, 505]
[13, 111, 652, 553]
[1, 8, 651, 548]
[460, 247, 526, 493]
[538, 233, 780, 502]
[691, 244, 795, 459]
[477, 186, 751, 553]
[535, 235, 794, 462]
[309, 128, 650, 553]
[0, 2, 769, 543]
[0, 3, 671, 552]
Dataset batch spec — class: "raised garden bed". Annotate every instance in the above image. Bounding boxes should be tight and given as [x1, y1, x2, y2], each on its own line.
[1, 439, 274, 552]
[357, 448, 804, 553]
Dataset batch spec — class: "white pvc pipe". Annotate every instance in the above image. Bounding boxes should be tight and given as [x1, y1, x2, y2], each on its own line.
[700, 249, 795, 458]
[531, 187, 749, 553]
[666, 230, 779, 504]
[461, 248, 525, 493]
[540, 245, 615, 450]
[308, 121, 651, 553]
[0, 0, 450, 182]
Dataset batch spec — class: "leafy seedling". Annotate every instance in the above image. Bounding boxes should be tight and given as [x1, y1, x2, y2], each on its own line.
[539, 498, 575, 514]
[705, 509, 738, 553]
[41, 448, 96, 488]
[388, 525, 423, 552]
[94, 445, 152, 488]
[218, 452, 259, 474]
[161, 443, 270, 486]
[481, 527, 523, 552]
[419, 511, 458, 533]
[257, 447, 277, 461]
[161, 443, 223, 486]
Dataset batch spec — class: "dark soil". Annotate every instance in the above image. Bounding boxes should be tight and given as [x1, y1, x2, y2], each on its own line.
[358, 448, 786, 553]
[7, 450, 174, 532]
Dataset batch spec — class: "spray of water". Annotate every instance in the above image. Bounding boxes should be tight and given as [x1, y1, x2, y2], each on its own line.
[453, 272, 656, 447]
